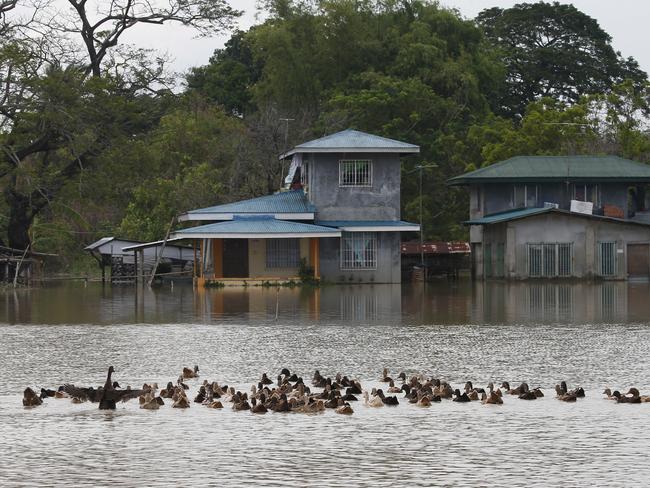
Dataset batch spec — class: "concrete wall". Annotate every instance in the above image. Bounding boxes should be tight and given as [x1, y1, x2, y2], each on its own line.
[480, 213, 650, 280]
[247, 238, 310, 278]
[308, 152, 401, 221]
[319, 233, 401, 283]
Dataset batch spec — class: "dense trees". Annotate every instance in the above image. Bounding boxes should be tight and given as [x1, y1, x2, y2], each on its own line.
[1, 0, 649, 264]
[477, 1, 647, 118]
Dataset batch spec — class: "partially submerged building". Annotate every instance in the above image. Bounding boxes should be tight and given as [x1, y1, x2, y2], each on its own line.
[171, 129, 420, 285]
[85, 237, 194, 282]
[449, 155, 650, 280]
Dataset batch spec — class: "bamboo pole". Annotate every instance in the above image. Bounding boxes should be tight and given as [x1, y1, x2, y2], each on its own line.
[147, 216, 176, 287]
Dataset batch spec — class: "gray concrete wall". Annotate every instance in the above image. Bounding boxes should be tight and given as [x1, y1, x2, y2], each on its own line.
[308, 152, 401, 221]
[319, 233, 401, 283]
[480, 213, 650, 280]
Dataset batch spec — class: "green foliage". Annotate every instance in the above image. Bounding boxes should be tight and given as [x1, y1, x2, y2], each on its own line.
[118, 163, 225, 242]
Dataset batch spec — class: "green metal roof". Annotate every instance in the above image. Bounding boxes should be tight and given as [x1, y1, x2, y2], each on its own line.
[448, 156, 650, 185]
[180, 190, 316, 219]
[280, 129, 419, 158]
[465, 207, 650, 227]
[316, 220, 420, 230]
[172, 216, 341, 239]
[465, 207, 553, 225]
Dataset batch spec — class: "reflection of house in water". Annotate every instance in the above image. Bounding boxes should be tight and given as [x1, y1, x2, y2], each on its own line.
[471, 281, 635, 323]
[193, 285, 402, 323]
[450, 156, 650, 280]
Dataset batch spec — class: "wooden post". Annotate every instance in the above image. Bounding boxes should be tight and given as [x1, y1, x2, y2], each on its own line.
[212, 238, 223, 279]
[148, 216, 175, 287]
[309, 238, 320, 279]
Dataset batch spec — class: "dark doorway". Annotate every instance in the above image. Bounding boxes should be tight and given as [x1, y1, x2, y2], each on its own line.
[223, 239, 249, 278]
[627, 243, 650, 279]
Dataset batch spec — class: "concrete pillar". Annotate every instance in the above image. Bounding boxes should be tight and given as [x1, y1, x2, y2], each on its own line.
[585, 226, 595, 278]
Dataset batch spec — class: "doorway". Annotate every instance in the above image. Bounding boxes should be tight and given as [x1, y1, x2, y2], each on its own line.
[223, 239, 249, 278]
[627, 243, 650, 279]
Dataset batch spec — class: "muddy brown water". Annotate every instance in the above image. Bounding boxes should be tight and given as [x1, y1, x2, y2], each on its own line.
[1, 281, 649, 486]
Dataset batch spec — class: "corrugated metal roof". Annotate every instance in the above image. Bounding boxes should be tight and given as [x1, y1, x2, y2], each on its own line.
[85, 237, 115, 250]
[184, 190, 316, 215]
[172, 216, 341, 238]
[448, 156, 650, 185]
[465, 207, 552, 225]
[465, 207, 650, 227]
[401, 241, 471, 255]
[316, 220, 419, 228]
[281, 129, 419, 158]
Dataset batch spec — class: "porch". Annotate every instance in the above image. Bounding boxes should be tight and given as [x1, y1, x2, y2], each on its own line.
[193, 237, 323, 286]
[171, 216, 341, 286]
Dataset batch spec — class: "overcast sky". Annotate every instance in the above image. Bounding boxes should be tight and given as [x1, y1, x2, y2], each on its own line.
[121, 1, 650, 78]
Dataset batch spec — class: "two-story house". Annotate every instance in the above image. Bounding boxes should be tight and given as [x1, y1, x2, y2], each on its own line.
[448, 156, 650, 280]
[171, 129, 420, 285]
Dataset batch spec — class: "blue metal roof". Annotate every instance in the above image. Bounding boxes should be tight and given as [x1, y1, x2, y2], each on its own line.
[281, 129, 419, 158]
[183, 190, 316, 216]
[316, 220, 420, 228]
[465, 207, 553, 225]
[172, 216, 341, 238]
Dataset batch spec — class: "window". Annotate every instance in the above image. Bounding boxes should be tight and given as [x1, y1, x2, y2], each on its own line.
[301, 159, 310, 191]
[339, 160, 372, 187]
[598, 241, 617, 276]
[266, 239, 300, 268]
[573, 184, 599, 205]
[341, 232, 377, 270]
[512, 184, 538, 208]
[527, 243, 573, 277]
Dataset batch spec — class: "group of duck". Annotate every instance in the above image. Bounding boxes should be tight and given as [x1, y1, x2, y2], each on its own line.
[22, 366, 650, 412]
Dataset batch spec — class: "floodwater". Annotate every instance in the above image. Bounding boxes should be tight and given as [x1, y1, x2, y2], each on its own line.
[1, 280, 650, 487]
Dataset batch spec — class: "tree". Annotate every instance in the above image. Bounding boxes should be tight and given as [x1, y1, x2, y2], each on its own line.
[477, 1, 647, 118]
[0, 1, 241, 250]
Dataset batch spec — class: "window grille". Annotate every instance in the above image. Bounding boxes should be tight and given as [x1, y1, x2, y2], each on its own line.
[527, 243, 573, 277]
[557, 243, 572, 276]
[266, 239, 300, 268]
[339, 160, 372, 187]
[598, 241, 617, 276]
[340, 232, 377, 270]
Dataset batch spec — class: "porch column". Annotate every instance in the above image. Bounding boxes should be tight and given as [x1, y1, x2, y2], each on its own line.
[309, 238, 320, 279]
[212, 238, 223, 279]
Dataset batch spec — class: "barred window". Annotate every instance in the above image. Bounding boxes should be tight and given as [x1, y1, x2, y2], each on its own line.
[527, 243, 573, 277]
[266, 239, 300, 268]
[340, 232, 377, 270]
[598, 241, 617, 276]
[339, 160, 372, 187]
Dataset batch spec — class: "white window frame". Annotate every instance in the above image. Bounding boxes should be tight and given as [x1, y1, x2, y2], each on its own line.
[526, 242, 573, 277]
[512, 184, 539, 208]
[339, 160, 373, 187]
[266, 239, 301, 269]
[340, 232, 377, 270]
[572, 183, 600, 206]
